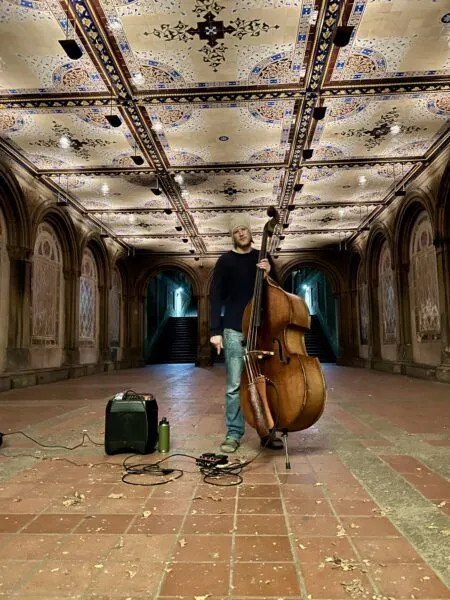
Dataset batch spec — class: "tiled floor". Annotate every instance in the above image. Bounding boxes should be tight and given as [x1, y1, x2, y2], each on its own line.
[0, 364, 449, 599]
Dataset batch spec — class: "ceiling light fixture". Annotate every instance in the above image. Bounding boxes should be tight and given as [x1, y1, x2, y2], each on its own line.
[182, 238, 189, 243]
[131, 140, 144, 165]
[302, 149, 314, 160]
[151, 177, 162, 195]
[164, 207, 172, 215]
[59, 135, 71, 149]
[390, 124, 401, 135]
[313, 106, 327, 120]
[152, 122, 163, 132]
[58, 6, 82, 60]
[293, 183, 304, 192]
[175, 225, 182, 231]
[105, 96, 122, 128]
[333, 25, 354, 47]
[287, 205, 295, 211]
[174, 174, 184, 184]
[358, 175, 367, 186]
[101, 183, 109, 195]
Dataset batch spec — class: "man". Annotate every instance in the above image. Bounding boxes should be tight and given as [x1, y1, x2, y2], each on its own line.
[210, 214, 283, 453]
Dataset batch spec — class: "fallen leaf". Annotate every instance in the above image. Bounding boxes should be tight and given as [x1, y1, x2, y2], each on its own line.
[437, 501, 446, 507]
[178, 537, 187, 547]
[94, 564, 104, 569]
[126, 570, 136, 579]
[108, 493, 124, 499]
[298, 544, 306, 550]
[194, 595, 211, 600]
[142, 511, 152, 519]
[440, 529, 450, 536]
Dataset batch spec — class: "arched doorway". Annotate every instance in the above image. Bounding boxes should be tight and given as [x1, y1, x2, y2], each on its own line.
[285, 267, 337, 363]
[144, 269, 198, 364]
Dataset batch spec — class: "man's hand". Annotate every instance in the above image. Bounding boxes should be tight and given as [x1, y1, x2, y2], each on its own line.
[256, 258, 271, 274]
[210, 335, 223, 355]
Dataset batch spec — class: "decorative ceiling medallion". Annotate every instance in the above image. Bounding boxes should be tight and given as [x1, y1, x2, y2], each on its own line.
[427, 97, 450, 116]
[250, 102, 286, 123]
[168, 150, 206, 165]
[341, 47, 387, 80]
[148, 0, 279, 72]
[0, 112, 24, 133]
[150, 106, 192, 128]
[218, 135, 229, 141]
[248, 147, 285, 163]
[139, 62, 185, 87]
[313, 145, 344, 160]
[53, 64, 91, 91]
[78, 110, 112, 129]
[328, 99, 366, 121]
[441, 13, 450, 24]
[339, 107, 426, 151]
[122, 173, 159, 188]
[249, 56, 295, 85]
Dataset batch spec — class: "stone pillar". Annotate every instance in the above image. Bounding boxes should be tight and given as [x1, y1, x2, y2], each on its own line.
[435, 238, 450, 382]
[396, 262, 413, 364]
[62, 267, 81, 365]
[367, 274, 380, 362]
[196, 293, 212, 367]
[5, 245, 32, 371]
[126, 292, 145, 367]
[98, 282, 110, 367]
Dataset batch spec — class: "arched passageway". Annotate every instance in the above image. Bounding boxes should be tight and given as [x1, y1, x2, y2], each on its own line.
[144, 269, 197, 364]
[284, 267, 337, 363]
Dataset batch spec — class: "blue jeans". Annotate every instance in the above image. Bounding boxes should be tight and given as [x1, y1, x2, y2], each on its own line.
[223, 328, 245, 441]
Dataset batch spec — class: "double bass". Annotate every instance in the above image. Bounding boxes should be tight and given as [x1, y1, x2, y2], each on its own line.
[240, 207, 326, 447]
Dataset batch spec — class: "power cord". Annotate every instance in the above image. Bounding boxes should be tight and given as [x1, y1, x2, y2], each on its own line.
[0, 429, 103, 450]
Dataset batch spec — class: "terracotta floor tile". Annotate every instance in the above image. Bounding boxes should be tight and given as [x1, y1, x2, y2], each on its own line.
[127, 513, 184, 534]
[340, 516, 401, 537]
[353, 537, 424, 563]
[17, 559, 95, 596]
[237, 497, 283, 514]
[50, 533, 118, 561]
[181, 514, 233, 534]
[301, 562, 376, 599]
[240, 473, 279, 484]
[289, 514, 339, 536]
[331, 498, 379, 515]
[0, 514, 35, 533]
[238, 484, 280, 497]
[371, 563, 450, 598]
[0, 533, 65, 560]
[93, 496, 146, 514]
[172, 534, 232, 561]
[234, 535, 294, 561]
[0, 497, 51, 513]
[293, 536, 357, 563]
[21, 514, 82, 534]
[160, 562, 229, 596]
[189, 497, 235, 515]
[144, 497, 190, 514]
[277, 472, 318, 484]
[107, 533, 177, 562]
[232, 562, 300, 597]
[281, 483, 326, 500]
[235, 514, 288, 535]
[195, 483, 237, 497]
[74, 514, 133, 534]
[382, 455, 428, 472]
[87, 560, 163, 596]
[284, 498, 333, 515]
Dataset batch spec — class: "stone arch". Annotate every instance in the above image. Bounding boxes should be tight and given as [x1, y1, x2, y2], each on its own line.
[392, 191, 436, 361]
[0, 206, 10, 372]
[365, 223, 392, 285]
[0, 161, 30, 250]
[80, 233, 110, 288]
[436, 162, 450, 241]
[278, 255, 344, 295]
[136, 260, 201, 299]
[30, 204, 80, 274]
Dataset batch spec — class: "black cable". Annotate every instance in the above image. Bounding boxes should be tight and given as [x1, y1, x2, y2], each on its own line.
[0, 430, 103, 449]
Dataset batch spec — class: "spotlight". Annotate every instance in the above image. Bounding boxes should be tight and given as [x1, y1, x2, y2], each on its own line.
[302, 149, 314, 160]
[151, 177, 162, 195]
[105, 114, 122, 128]
[175, 225, 182, 231]
[293, 183, 304, 192]
[189, 249, 195, 254]
[58, 39, 83, 60]
[131, 155, 144, 165]
[283, 223, 290, 229]
[287, 204, 295, 211]
[164, 208, 172, 215]
[313, 106, 327, 120]
[182, 238, 188, 243]
[333, 26, 354, 48]
[395, 189, 406, 197]
[274, 254, 279, 259]
[174, 174, 184, 184]
[194, 257, 200, 261]
[280, 235, 285, 240]
[276, 247, 281, 252]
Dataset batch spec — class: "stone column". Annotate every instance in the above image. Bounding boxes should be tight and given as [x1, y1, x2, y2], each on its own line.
[435, 237, 450, 382]
[98, 282, 111, 367]
[367, 274, 380, 362]
[62, 267, 81, 366]
[196, 293, 212, 367]
[396, 261, 413, 364]
[125, 291, 145, 367]
[5, 245, 32, 371]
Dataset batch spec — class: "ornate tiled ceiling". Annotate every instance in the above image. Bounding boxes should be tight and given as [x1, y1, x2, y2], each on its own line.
[0, 0, 449, 257]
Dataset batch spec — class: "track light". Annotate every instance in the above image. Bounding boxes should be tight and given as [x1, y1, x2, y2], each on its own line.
[182, 238, 188, 243]
[293, 183, 303, 192]
[151, 177, 162, 195]
[280, 235, 285, 240]
[287, 204, 295, 211]
[164, 208, 172, 215]
[276, 247, 281, 252]
[189, 249, 195, 254]
[194, 257, 200, 261]
[283, 223, 289, 229]
[302, 149, 314, 160]
[274, 255, 279, 259]
[333, 26, 354, 47]
[105, 114, 122, 128]
[58, 39, 83, 60]
[131, 154, 144, 165]
[313, 106, 327, 120]
[175, 225, 182, 231]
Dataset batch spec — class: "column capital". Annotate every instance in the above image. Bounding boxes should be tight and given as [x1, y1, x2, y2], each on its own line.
[6, 245, 32, 261]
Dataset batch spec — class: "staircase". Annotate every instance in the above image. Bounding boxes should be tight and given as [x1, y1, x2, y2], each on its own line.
[304, 315, 336, 363]
[152, 317, 198, 364]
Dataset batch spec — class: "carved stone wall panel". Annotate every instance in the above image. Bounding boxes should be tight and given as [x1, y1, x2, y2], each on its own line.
[109, 267, 122, 347]
[79, 248, 98, 346]
[379, 242, 397, 345]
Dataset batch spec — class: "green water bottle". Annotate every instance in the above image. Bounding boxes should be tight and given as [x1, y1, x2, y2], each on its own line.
[158, 417, 170, 453]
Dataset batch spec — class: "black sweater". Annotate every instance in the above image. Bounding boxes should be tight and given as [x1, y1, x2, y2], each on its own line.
[210, 249, 277, 336]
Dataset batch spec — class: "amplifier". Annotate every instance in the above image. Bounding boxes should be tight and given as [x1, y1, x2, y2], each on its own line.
[104, 391, 158, 455]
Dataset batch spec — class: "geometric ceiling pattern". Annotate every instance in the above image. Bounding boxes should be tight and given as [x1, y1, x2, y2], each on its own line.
[0, 0, 449, 256]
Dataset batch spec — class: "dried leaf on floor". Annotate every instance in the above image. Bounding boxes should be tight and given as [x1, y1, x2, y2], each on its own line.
[337, 524, 346, 537]
[178, 537, 187, 547]
[126, 570, 137, 579]
[440, 528, 450, 536]
[94, 564, 104, 569]
[207, 495, 222, 501]
[142, 511, 152, 519]
[62, 491, 85, 506]
[437, 500, 446, 507]
[340, 578, 370, 599]
[194, 595, 211, 600]
[108, 493, 124, 499]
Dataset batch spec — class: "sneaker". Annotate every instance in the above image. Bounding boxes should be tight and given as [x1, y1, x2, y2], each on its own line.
[220, 437, 240, 453]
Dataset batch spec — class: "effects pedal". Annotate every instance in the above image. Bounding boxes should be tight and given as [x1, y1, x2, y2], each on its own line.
[196, 452, 229, 468]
